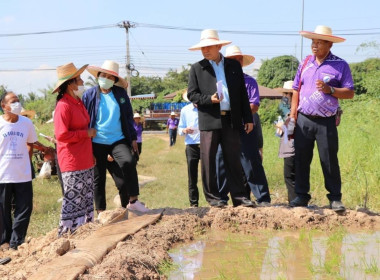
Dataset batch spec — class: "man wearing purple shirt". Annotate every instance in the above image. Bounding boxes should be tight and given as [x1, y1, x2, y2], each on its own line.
[166, 112, 179, 146]
[217, 45, 270, 205]
[289, 26, 354, 212]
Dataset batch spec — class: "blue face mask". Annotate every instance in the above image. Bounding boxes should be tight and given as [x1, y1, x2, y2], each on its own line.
[98, 77, 114, 90]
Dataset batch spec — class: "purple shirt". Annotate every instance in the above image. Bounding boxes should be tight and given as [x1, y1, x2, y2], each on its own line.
[244, 73, 260, 106]
[293, 52, 354, 117]
[167, 118, 179, 130]
[133, 122, 143, 143]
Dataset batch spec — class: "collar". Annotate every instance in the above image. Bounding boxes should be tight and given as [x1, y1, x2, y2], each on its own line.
[209, 53, 224, 66]
[63, 93, 82, 105]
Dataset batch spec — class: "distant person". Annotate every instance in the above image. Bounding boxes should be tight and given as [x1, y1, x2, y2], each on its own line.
[133, 112, 143, 158]
[277, 81, 296, 203]
[216, 45, 271, 205]
[178, 92, 201, 207]
[166, 112, 179, 146]
[0, 91, 37, 249]
[187, 29, 255, 208]
[53, 63, 96, 236]
[83, 60, 148, 213]
[289, 25, 354, 212]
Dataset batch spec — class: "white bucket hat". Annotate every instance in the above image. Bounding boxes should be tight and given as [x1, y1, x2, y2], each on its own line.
[189, 29, 232, 51]
[170, 112, 176, 116]
[225, 45, 255, 67]
[300, 25, 345, 43]
[87, 60, 128, 88]
[133, 113, 141, 118]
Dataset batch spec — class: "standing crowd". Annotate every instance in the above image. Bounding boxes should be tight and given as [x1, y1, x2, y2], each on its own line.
[0, 24, 354, 255]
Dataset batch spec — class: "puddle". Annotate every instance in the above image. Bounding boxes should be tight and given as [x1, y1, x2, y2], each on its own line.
[168, 230, 380, 280]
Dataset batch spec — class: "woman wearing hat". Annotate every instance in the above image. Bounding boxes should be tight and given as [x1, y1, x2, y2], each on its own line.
[53, 62, 97, 236]
[82, 60, 148, 213]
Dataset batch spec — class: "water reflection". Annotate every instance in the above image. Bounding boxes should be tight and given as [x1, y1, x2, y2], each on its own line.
[168, 230, 380, 280]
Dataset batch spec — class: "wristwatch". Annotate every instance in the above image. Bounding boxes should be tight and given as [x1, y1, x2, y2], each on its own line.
[330, 86, 335, 95]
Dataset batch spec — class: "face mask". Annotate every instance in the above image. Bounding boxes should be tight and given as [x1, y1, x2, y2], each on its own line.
[74, 85, 85, 98]
[9, 102, 22, 115]
[98, 77, 114, 90]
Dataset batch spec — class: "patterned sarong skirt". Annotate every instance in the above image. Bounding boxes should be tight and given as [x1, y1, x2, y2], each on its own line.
[58, 167, 94, 236]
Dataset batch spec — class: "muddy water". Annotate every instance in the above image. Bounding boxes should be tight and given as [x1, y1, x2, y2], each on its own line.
[168, 230, 380, 280]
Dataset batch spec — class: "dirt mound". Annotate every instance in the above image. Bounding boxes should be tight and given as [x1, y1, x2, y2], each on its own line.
[0, 206, 379, 279]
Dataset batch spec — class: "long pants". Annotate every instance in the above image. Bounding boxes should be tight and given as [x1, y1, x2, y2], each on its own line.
[0, 181, 33, 249]
[106, 160, 130, 208]
[294, 113, 341, 201]
[200, 115, 249, 206]
[185, 144, 200, 206]
[284, 156, 296, 203]
[217, 126, 271, 203]
[92, 139, 139, 211]
[169, 129, 177, 146]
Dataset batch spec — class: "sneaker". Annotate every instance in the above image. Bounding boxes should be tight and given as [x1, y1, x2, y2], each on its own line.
[289, 196, 309, 207]
[127, 200, 149, 212]
[330, 201, 345, 213]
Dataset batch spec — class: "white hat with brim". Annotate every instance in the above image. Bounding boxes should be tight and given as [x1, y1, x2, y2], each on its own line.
[189, 29, 232, 51]
[133, 113, 141, 118]
[225, 45, 255, 67]
[300, 25, 345, 43]
[87, 60, 128, 88]
[282, 81, 294, 93]
[170, 112, 176, 116]
[20, 108, 36, 119]
[52, 63, 88, 93]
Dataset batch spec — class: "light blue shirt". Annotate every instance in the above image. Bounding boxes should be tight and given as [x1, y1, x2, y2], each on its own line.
[178, 103, 200, 145]
[93, 91, 124, 145]
[209, 55, 231, 111]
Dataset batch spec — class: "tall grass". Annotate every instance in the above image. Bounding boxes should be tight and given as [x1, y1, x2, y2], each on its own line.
[27, 97, 380, 237]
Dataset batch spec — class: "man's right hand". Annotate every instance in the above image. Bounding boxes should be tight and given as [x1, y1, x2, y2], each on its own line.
[183, 127, 194, 134]
[87, 128, 97, 138]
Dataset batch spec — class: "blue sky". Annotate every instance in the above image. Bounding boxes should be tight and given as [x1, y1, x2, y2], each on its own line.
[0, 0, 379, 95]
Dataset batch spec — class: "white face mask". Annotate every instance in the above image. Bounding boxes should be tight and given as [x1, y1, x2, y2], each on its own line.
[98, 77, 115, 90]
[74, 85, 85, 98]
[9, 102, 22, 115]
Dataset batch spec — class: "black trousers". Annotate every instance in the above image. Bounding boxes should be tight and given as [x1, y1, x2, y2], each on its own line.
[169, 129, 177, 146]
[92, 139, 139, 211]
[294, 113, 341, 201]
[0, 181, 33, 249]
[284, 156, 296, 203]
[200, 115, 249, 206]
[185, 144, 200, 206]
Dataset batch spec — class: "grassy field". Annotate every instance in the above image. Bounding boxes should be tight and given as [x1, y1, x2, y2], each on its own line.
[28, 96, 380, 238]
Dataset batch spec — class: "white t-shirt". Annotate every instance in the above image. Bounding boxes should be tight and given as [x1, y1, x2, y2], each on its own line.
[0, 115, 37, 183]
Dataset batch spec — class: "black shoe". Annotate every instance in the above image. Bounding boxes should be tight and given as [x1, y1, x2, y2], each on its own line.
[234, 198, 256, 208]
[289, 196, 309, 207]
[210, 201, 227, 208]
[330, 201, 345, 213]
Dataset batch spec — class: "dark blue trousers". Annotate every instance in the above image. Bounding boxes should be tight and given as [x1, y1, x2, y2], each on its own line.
[169, 129, 177, 146]
[0, 181, 33, 249]
[217, 126, 271, 203]
[294, 113, 341, 201]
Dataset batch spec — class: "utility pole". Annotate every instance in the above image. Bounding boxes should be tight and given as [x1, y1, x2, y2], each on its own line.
[120, 21, 135, 97]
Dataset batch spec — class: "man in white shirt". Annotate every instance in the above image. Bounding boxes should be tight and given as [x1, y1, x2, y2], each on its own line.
[0, 92, 37, 250]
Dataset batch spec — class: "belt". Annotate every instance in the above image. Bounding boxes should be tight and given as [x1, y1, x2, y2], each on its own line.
[220, 110, 231, 116]
[299, 112, 334, 119]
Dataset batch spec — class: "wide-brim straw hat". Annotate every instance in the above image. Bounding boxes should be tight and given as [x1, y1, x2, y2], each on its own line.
[189, 29, 232, 51]
[282, 81, 294, 93]
[182, 91, 189, 102]
[20, 108, 36, 119]
[133, 113, 141, 118]
[52, 63, 88, 93]
[225, 45, 255, 67]
[300, 25, 345, 43]
[87, 60, 128, 88]
[170, 112, 176, 116]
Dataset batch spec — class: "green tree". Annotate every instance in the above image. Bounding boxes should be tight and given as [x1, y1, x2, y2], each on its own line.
[350, 58, 380, 95]
[257, 55, 299, 88]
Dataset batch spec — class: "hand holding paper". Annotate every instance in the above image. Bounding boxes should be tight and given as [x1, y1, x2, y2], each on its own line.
[216, 80, 224, 101]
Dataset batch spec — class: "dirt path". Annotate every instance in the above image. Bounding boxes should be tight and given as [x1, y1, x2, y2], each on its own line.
[0, 206, 379, 279]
